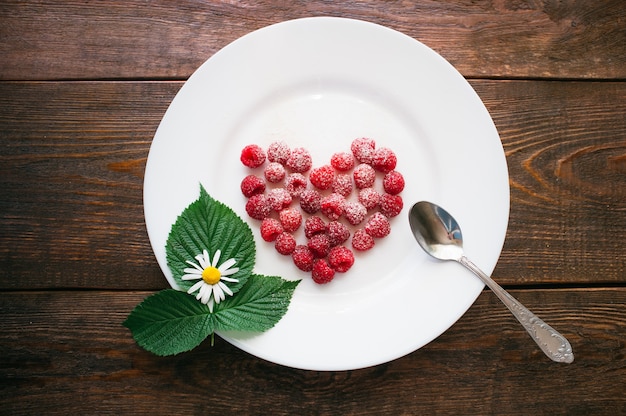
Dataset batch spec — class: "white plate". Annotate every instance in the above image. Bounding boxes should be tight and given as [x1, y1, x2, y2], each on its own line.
[144, 17, 509, 371]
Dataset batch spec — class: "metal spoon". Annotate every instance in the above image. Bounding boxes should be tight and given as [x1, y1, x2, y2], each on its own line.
[409, 201, 574, 363]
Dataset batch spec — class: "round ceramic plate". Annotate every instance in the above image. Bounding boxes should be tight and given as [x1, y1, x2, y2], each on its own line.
[144, 17, 509, 371]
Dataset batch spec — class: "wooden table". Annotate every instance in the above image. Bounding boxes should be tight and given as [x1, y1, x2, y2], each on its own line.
[1, 2, 625, 414]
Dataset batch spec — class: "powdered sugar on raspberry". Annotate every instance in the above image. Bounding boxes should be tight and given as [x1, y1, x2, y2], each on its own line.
[309, 165, 334, 190]
[275, 232, 296, 255]
[331, 173, 353, 197]
[279, 208, 302, 233]
[267, 141, 291, 164]
[267, 188, 292, 212]
[311, 258, 335, 284]
[299, 189, 321, 214]
[330, 152, 355, 171]
[344, 201, 367, 226]
[264, 162, 286, 183]
[240, 137, 404, 284]
[286, 147, 312, 173]
[353, 163, 376, 189]
[358, 188, 380, 210]
[351, 137, 376, 164]
[365, 212, 391, 238]
[285, 173, 307, 198]
[382, 170, 405, 195]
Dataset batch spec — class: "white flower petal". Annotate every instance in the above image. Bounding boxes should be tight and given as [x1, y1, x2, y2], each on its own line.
[200, 285, 212, 304]
[181, 274, 202, 281]
[218, 281, 233, 297]
[185, 250, 243, 308]
[219, 258, 237, 273]
[212, 284, 225, 303]
[185, 260, 203, 272]
[211, 249, 222, 267]
[196, 251, 208, 269]
[187, 280, 204, 295]
[221, 267, 239, 277]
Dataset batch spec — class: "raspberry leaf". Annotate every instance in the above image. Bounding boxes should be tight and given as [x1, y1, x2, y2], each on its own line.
[124, 277, 301, 356]
[125, 185, 301, 356]
[166, 185, 255, 295]
[123, 289, 214, 356]
[212, 275, 300, 332]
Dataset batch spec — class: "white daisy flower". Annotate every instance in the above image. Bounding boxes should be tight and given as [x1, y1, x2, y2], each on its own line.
[182, 249, 239, 312]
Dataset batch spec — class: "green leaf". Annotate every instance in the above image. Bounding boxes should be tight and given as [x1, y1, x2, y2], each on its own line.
[213, 275, 301, 332]
[123, 289, 214, 356]
[124, 277, 301, 355]
[126, 185, 301, 356]
[166, 185, 255, 295]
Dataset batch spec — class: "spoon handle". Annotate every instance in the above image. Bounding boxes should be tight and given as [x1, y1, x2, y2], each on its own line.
[459, 256, 574, 363]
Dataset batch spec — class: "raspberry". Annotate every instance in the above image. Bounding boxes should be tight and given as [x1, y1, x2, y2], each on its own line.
[260, 218, 283, 242]
[353, 163, 376, 189]
[344, 201, 367, 225]
[279, 208, 302, 232]
[365, 212, 391, 238]
[304, 216, 327, 239]
[308, 233, 331, 258]
[286, 147, 312, 173]
[285, 173, 308, 198]
[292, 245, 314, 271]
[351, 137, 376, 164]
[326, 221, 350, 246]
[275, 232, 296, 255]
[372, 147, 397, 173]
[379, 194, 403, 218]
[240, 144, 266, 168]
[328, 246, 355, 273]
[309, 165, 335, 190]
[264, 162, 286, 183]
[245, 194, 271, 220]
[320, 193, 345, 221]
[382, 170, 405, 195]
[240, 175, 266, 198]
[330, 152, 355, 171]
[267, 188, 292, 211]
[267, 141, 291, 164]
[358, 187, 380, 210]
[352, 228, 375, 251]
[299, 189, 321, 214]
[312, 258, 335, 284]
[331, 173, 353, 197]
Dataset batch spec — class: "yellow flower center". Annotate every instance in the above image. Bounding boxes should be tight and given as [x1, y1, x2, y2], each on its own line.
[202, 266, 221, 285]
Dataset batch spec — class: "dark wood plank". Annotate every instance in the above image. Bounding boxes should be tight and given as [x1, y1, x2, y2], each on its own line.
[1, 0, 624, 81]
[1, 288, 624, 415]
[473, 80, 626, 285]
[1, 80, 625, 289]
[0, 81, 178, 290]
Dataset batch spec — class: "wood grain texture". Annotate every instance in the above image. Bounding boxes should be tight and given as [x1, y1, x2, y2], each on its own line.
[2, 1, 624, 414]
[1, 0, 624, 81]
[473, 80, 626, 285]
[0, 81, 177, 290]
[1, 288, 624, 415]
[1, 80, 625, 289]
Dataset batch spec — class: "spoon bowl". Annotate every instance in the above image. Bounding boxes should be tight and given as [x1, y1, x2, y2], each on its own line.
[409, 201, 574, 364]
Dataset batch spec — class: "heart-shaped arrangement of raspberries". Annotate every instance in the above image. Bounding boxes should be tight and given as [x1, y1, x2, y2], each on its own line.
[240, 138, 404, 284]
